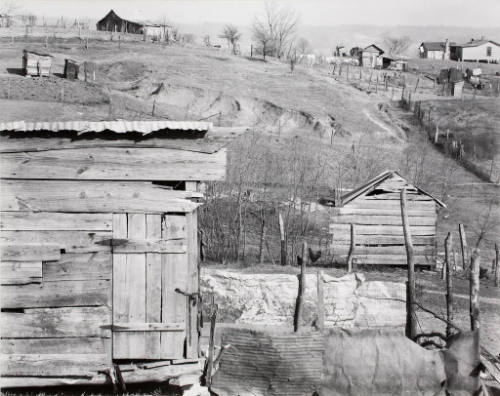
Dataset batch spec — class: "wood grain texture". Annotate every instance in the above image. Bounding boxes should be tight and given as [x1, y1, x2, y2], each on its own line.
[330, 235, 436, 245]
[1, 148, 226, 181]
[1, 354, 109, 377]
[1, 180, 200, 213]
[330, 215, 436, 226]
[110, 238, 186, 254]
[0, 126, 248, 154]
[1, 337, 108, 355]
[329, 224, 436, 236]
[1, 306, 110, 338]
[0, 261, 42, 285]
[112, 323, 185, 332]
[0, 212, 112, 231]
[185, 210, 199, 358]
[1, 279, 110, 309]
[0, 244, 61, 261]
[42, 252, 111, 281]
[1, 231, 111, 253]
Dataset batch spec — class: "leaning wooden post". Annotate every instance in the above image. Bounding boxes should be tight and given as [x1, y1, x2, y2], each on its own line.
[346, 224, 355, 272]
[401, 188, 417, 340]
[495, 243, 499, 287]
[470, 249, 480, 331]
[206, 295, 218, 387]
[279, 212, 286, 266]
[459, 224, 469, 271]
[316, 270, 325, 332]
[258, 218, 266, 264]
[294, 242, 307, 332]
[445, 232, 454, 338]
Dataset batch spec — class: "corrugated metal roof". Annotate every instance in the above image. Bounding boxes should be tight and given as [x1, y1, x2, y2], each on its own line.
[0, 120, 212, 135]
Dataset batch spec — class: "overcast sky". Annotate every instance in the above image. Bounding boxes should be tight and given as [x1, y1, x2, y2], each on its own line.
[14, 0, 500, 28]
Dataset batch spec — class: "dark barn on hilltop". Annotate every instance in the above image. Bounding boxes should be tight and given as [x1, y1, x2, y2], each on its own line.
[96, 9, 144, 34]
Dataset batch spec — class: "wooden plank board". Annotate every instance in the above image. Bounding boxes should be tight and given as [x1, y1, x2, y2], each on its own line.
[357, 194, 433, 201]
[0, 127, 247, 154]
[1, 180, 200, 213]
[111, 238, 186, 254]
[161, 215, 188, 359]
[163, 215, 188, 240]
[331, 215, 436, 226]
[1, 147, 226, 181]
[0, 243, 61, 261]
[1, 354, 109, 377]
[1, 279, 110, 309]
[42, 252, 111, 281]
[329, 224, 436, 236]
[113, 213, 147, 359]
[335, 254, 434, 265]
[0, 261, 42, 285]
[329, 245, 436, 256]
[331, 208, 435, 216]
[1, 337, 108, 354]
[112, 323, 184, 332]
[145, 214, 162, 359]
[185, 210, 198, 359]
[339, 201, 436, 210]
[0, 212, 112, 231]
[1, 306, 110, 338]
[1, 231, 111, 253]
[330, 235, 436, 245]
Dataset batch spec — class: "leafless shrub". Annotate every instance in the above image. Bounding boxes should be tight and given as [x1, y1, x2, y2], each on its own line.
[383, 36, 411, 56]
[219, 25, 242, 55]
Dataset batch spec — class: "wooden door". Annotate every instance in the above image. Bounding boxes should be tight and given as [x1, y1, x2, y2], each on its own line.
[112, 213, 195, 360]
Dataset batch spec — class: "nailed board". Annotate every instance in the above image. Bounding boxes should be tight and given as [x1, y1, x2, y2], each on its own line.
[1, 337, 109, 355]
[1, 147, 226, 181]
[330, 224, 436, 236]
[1, 230, 111, 253]
[1, 306, 110, 338]
[1, 279, 110, 309]
[0, 243, 61, 261]
[1, 354, 109, 377]
[42, 252, 111, 282]
[0, 212, 112, 231]
[1, 180, 200, 213]
[0, 127, 247, 154]
[0, 261, 42, 285]
[330, 215, 436, 226]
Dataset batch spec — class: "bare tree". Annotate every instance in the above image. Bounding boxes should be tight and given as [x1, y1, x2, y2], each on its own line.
[0, 0, 19, 27]
[252, 22, 274, 60]
[296, 37, 311, 55]
[219, 25, 242, 55]
[383, 36, 411, 56]
[253, 0, 299, 59]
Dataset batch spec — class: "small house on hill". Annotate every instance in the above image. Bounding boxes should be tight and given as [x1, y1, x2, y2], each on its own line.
[320, 171, 446, 266]
[96, 9, 171, 41]
[0, 120, 247, 388]
[450, 38, 500, 63]
[419, 40, 453, 60]
[360, 44, 384, 68]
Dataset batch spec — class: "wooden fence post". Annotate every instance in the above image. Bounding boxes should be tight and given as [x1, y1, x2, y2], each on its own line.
[470, 249, 480, 331]
[445, 232, 454, 337]
[495, 243, 499, 287]
[368, 69, 373, 90]
[414, 74, 420, 93]
[434, 125, 440, 144]
[346, 224, 355, 272]
[206, 295, 218, 387]
[459, 224, 469, 271]
[401, 188, 417, 340]
[258, 218, 266, 264]
[279, 212, 286, 266]
[316, 270, 324, 332]
[294, 242, 307, 332]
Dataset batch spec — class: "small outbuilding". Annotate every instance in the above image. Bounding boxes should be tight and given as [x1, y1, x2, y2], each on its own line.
[419, 40, 452, 60]
[360, 44, 384, 68]
[320, 170, 446, 266]
[22, 49, 53, 77]
[0, 120, 247, 388]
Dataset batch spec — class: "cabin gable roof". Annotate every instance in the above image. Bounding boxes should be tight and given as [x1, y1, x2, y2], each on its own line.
[321, 170, 446, 208]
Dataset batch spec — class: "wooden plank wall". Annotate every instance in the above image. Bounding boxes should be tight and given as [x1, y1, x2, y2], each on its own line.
[0, 142, 207, 382]
[329, 178, 438, 266]
[0, 212, 113, 378]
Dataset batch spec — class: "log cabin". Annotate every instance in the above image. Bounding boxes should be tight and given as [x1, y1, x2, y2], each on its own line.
[0, 120, 247, 388]
[320, 171, 446, 266]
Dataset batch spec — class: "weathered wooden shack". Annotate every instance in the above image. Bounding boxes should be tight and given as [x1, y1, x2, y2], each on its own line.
[320, 171, 446, 266]
[22, 49, 52, 77]
[0, 120, 246, 388]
